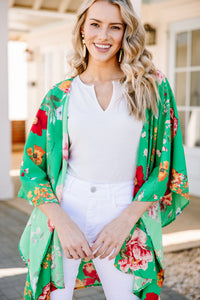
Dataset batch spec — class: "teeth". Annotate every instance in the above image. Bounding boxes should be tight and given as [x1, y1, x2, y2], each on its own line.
[95, 44, 111, 49]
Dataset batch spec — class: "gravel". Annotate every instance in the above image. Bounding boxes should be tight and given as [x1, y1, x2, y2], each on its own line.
[164, 247, 200, 300]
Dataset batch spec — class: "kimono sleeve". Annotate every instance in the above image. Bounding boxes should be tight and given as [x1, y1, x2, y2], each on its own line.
[18, 89, 59, 207]
[133, 72, 189, 226]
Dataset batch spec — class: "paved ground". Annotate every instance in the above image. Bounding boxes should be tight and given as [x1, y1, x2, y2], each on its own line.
[0, 201, 189, 300]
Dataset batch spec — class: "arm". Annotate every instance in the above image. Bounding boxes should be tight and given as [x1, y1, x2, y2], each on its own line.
[18, 88, 93, 260]
[38, 202, 94, 260]
[92, 72, 189, 259]
[91, 200, 155, 260]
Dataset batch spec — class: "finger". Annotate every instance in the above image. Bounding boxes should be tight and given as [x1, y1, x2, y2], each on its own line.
[108, 246, 121, 260]
[99, 245, 115, 259]
[64, 249, 73, 259]
[83, 255, 94, 262]
[69, 248, 80, 260]
[76, 247, 87, 259]
[94, 242, 109, 258]
[91, 237, 104, 253]
[82, 243, 93, 257]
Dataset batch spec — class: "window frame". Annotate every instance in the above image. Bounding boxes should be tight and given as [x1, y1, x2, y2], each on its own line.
[168, 17, 200, 150]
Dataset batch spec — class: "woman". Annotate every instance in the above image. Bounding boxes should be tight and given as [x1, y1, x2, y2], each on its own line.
[18, 0, 189, 299]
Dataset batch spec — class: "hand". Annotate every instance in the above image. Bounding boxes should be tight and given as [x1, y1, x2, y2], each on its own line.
[55, 213, 94, 261]
[91, 214, 134, 261]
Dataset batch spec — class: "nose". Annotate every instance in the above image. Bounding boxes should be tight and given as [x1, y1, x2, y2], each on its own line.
[98, 27, 109, 40]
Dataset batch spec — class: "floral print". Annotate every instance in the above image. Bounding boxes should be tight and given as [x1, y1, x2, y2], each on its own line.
[62, 133, 69, 161]
[118, 228, 153, 272]
[18, 70, 189, 300]
[27, 145, 45, 166]
[158, 161, 169, 182]
[31, 109, 47, 136]
[38, 283, 50, 300]
[134, 165, 145, 196]
[170, 108, 178, 139]
[82, 263, 100, 286]
[144, 293, 159, 300]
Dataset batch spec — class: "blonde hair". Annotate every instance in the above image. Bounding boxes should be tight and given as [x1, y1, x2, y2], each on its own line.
[68, 0, 160, 121]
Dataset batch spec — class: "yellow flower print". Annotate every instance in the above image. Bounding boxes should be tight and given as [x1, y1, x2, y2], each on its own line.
[58, 80, 71, 93]
[46, 254, 51, 261]
[151, 148, 155, 162]
[25, 281, 30, 287]
[157, 269, 164, 287]
[43, 261, 49, 269]
[24, 287, 27, 296]
[28, 290, 32, 297]
[75, 278, 85, 289]
[34, 187, 41, 195]
[27, 145, 45, 165]
[41, 188, 48, 193]
[27, 191, 33, 199]
[158, 161, 169, 182]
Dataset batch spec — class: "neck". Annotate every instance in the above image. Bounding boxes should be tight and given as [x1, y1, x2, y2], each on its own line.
[82, 56, 123, 83]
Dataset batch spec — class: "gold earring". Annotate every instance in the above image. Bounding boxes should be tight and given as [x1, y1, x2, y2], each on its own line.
[118, 48, 123, 63]
[82, 34, 86, 58]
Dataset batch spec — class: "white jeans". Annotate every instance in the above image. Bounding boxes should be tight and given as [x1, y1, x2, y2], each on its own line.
[50, 173, 139, 300]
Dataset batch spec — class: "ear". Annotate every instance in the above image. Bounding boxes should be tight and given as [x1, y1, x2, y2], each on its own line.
[80, 24, 85, 36]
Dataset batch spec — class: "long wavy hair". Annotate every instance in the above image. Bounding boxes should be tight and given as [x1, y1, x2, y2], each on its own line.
[68, 0, 160, 121]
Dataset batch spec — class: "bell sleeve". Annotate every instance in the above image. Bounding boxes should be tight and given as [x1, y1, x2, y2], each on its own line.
[18, 89, 59, 207]
[132, 72, 189, 227]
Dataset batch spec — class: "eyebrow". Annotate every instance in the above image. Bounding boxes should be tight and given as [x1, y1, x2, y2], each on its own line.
[89, 18, 124, 25]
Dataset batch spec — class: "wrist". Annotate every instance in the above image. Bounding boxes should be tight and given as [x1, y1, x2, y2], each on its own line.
[119, 209, 138, 230]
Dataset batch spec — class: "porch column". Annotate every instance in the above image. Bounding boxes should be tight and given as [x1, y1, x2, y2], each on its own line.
[0, 0, 14, 199]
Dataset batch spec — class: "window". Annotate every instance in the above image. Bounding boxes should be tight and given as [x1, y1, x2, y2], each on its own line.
[169, 18, 200, 148]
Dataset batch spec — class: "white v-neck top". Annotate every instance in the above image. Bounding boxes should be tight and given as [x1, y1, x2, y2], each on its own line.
[67, 75, 143, 183]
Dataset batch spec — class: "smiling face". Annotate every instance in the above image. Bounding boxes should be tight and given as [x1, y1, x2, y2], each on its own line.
[81, 0, 125, 65]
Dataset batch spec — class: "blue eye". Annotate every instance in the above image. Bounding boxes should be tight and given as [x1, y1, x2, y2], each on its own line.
[112, 26, 121, 30]
[91, 23, 99, 27]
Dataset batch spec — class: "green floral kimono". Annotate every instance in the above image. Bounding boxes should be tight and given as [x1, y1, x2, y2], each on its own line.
[18, 70, 189, 300]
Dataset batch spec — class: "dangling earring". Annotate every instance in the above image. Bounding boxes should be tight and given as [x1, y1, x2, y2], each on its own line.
[81, 34, 86, 58]
[118, 48, 123, 63]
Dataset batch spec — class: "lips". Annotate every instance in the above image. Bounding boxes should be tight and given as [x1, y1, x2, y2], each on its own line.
[94, 43, 111, 49]
[94, 43, 111, 52]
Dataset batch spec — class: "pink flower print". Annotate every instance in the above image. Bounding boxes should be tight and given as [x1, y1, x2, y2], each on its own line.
[119, 228, 153, 272]
[118, 257, 133, 272]
[170, 108, 178, 139]
[47, 219, 54, 233]
[155, 70, 165, 85]
[63, 133, 69, 161]
[148, 201, 159, 219]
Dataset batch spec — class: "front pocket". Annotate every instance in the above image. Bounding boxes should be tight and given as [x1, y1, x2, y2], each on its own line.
[113, 182, 134, 209]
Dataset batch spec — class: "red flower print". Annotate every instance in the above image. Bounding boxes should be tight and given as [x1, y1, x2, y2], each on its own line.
[134, 165, 144, 196]
[82, 263, 100, 286]
[50, 281, 57, 293]
[144, 292, 159, 300]
[170, 108, 178, 139]
[38, 283, 50, 300]
[31, 109, 47, 136]
[119, 228, 153, 272]
[160, 192, 172, 207]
